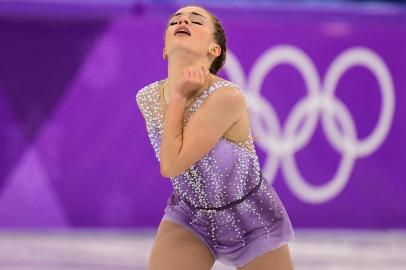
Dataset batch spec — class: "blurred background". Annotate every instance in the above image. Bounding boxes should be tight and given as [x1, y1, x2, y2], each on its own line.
[0, 0, 405, 269]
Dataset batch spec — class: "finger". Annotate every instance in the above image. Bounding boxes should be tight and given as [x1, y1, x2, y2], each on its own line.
[191, 67, 194, 81]
[202, 66, 209, 82]
[189, 66, 195, 81]
[196, 67, 201, 84]
[198, 66, 204, 83]
[187, 66, 192, 79]
[193, 66, 199, 82]
[182, 67, 187, 79]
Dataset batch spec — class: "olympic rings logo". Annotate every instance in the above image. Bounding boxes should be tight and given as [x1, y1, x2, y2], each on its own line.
[223, 45, 395, 204]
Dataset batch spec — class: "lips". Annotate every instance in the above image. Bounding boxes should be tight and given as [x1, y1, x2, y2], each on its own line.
[174, 25, 191, 36]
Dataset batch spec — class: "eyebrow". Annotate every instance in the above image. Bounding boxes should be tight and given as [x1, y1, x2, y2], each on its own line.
[170, 11, 205, 19]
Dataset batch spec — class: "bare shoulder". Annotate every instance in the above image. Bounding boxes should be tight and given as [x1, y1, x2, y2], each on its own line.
[205, 79, 246, 114]
[212, 83, 243, 100]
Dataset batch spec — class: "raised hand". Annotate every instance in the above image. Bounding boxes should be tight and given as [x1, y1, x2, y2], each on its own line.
[172, 66, 210, 100]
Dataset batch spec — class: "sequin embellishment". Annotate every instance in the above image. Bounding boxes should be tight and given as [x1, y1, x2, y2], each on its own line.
[135, 79, 294, 262]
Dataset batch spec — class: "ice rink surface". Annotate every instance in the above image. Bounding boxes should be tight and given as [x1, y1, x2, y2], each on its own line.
[0, 229, 404, 270]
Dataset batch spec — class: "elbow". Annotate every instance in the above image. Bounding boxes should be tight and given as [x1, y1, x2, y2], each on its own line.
[160, 163, 171, 178]
[160, 161, 182, 178]
[160, 162, 175, 178]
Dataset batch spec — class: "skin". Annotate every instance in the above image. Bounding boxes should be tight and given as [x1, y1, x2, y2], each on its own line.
[159, 5, 246, 178]
[148, 5, 295, 270]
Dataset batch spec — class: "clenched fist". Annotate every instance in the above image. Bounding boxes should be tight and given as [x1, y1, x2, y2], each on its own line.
[172, 66, 210, 100]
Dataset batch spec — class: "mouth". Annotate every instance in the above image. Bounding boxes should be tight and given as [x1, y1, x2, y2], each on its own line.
[174, 26, 191, 36]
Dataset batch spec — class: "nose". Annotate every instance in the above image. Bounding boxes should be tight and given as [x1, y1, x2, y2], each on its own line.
[177, 17, 189, 25]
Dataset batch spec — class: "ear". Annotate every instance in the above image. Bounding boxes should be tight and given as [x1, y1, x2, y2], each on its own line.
[208, 44, 221, 58]
[163, 48, 167, 60]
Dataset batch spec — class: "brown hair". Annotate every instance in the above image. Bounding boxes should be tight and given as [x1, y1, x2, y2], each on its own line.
[204, 7, 227, 75]
[164, 5, 227, 75]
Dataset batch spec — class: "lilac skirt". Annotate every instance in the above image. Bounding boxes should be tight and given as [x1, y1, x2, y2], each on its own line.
[161, 180, 295, 268]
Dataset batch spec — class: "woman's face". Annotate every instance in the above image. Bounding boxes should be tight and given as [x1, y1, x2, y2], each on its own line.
[164, 6, 217, 60]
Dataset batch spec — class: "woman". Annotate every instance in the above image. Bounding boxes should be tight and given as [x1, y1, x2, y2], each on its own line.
[136, 5, 295, 270]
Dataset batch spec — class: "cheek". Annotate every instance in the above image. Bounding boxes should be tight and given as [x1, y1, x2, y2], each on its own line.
[164, 31, 173, 44]
[194, 30, 212, 43]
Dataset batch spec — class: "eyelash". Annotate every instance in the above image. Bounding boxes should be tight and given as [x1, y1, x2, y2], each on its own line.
[169, 21, 202, 25]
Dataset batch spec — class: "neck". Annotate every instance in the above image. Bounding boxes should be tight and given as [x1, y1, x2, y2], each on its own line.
[166, 50, 212, 101]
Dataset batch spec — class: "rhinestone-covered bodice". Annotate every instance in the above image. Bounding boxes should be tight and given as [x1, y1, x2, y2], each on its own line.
[136, 79, 262, 209]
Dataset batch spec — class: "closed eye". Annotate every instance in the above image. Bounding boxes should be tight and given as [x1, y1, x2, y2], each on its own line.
[168, 20, 202, 26]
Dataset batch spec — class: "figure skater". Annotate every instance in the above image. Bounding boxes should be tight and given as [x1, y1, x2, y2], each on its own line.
[136, 5, 295, 270]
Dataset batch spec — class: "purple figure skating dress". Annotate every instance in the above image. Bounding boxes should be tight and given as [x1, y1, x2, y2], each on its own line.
[136, 78, 295, 268]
